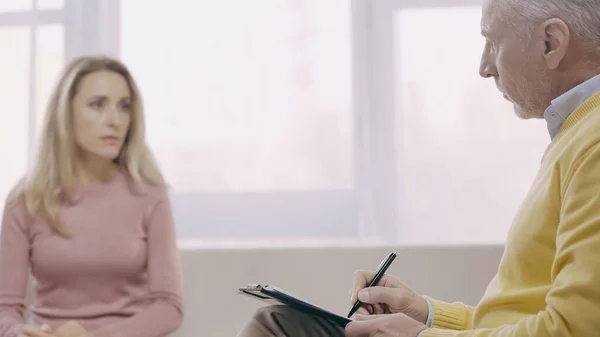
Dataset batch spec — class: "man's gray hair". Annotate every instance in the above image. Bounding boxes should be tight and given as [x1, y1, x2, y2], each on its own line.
[501, 0, 600, 54]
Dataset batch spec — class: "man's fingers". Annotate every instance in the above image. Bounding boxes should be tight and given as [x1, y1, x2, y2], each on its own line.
[345, 319, 373, 337]
[351, 271, 374, 303]
[352, 303, 386, 319]
[354, 314, 386, 321]
[356, 306, 370, 315]
[371, 303, 388, 315]
[351, 270, 403, 304]
[358, 286, 401, 306]
[350, 304, 372, 317]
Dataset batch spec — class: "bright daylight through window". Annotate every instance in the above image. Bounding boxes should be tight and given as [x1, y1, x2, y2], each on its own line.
[0, 1, 550, 246]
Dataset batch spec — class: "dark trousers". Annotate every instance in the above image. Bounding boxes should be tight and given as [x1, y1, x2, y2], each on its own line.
[236, 305, 345, 337]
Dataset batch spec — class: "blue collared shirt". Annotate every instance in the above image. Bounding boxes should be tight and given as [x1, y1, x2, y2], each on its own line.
[544, 74, 600, 139]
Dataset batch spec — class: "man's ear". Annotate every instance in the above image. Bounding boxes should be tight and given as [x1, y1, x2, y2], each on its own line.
[541, 18, 570, 69]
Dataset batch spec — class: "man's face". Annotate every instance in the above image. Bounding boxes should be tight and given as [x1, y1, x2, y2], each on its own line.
[479, 0, 554, 119]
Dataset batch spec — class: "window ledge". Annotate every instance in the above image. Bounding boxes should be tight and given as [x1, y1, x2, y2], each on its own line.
[176, 238, 505, 250]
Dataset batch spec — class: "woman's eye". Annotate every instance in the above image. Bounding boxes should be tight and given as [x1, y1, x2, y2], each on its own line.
[120, 102, 132, 111]
[90, 100, 104, 109]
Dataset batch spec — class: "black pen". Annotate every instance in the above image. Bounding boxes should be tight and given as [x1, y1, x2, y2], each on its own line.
[347, 252, 397, 318]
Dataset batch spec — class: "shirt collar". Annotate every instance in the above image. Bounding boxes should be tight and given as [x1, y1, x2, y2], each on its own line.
[544, 73, 600, 139]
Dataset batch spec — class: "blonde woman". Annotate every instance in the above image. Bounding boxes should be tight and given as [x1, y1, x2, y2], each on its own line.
[0, 55, 183, 337]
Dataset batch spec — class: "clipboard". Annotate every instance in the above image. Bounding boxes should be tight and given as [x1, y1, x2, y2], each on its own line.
[238, 284, 352, 327]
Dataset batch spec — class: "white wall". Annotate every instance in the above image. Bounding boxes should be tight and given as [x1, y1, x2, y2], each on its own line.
[176, 244, 504, 337]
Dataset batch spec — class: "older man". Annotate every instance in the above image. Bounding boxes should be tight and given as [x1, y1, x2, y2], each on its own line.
[236, 0, 600, 336]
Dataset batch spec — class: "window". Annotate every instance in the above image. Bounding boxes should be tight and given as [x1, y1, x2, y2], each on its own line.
[0, 0, 31, 12]
[0, 1, 65, 214]
[35, 24, 64, 147]
[1, 0, 551, 245]
[0, 27, 29, 203]
[119, 0, 358, 240]
[38, 0, 64, 10]
[390, 6, 549, 244]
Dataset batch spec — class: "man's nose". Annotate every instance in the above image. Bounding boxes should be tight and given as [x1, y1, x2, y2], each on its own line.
[479, 53, 497, 79]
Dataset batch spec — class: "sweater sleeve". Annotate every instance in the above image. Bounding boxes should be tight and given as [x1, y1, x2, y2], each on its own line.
[421, 143, 600, 337]
[423, 296, 475, 331]
[0, 205, 30, 337]
[91, 194, 184, 337]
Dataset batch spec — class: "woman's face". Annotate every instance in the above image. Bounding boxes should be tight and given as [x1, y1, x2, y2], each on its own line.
[71, 70, 132, 162]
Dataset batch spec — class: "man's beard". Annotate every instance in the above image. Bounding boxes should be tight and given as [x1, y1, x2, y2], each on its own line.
[512, 69, 551, 119]
[513, 102, 542, 119]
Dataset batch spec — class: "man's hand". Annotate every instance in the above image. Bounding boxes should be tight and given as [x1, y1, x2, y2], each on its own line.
[345, 313, 427, 337]
[351, 271, 429, 324]
[53, 321, 90, 337]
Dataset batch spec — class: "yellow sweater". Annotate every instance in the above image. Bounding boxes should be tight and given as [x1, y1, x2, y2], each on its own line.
[422, 91, 600, 337]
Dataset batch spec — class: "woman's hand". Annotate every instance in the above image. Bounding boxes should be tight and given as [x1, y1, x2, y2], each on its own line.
[52, 321, 90, 337]
[19, 324, 52, 337]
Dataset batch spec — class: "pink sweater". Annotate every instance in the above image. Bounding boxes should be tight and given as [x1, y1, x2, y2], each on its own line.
[0, 172, 183, 337]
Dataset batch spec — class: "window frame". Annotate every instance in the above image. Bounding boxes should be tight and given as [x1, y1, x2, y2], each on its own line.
[74, 0, 484, 243]
[0, 0, 118, 167]
[64, 0, 120, 60]
[1, 0, 490, 244]
[367, 0, 493, 243]
[86, 0, 400, 243]
[0, 1, 64, 168]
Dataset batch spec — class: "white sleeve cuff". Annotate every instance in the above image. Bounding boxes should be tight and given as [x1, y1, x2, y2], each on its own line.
[425, 297, 434, 327]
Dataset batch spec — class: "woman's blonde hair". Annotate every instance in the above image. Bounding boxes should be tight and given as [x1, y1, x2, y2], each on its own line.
[6, 54, 165, 237]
